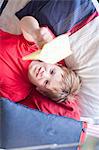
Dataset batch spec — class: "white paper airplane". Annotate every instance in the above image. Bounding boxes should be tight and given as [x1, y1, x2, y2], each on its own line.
[22, 34, 72, 64]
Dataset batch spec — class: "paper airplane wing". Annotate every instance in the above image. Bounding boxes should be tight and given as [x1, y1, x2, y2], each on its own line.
[22, 50, 41, 60]
[22, 34, 72, 64]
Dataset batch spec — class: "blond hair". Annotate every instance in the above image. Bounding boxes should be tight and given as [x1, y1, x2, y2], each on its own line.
[41, 66, 81, 103]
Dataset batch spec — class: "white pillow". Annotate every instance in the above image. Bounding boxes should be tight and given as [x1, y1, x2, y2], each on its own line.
[92, 0, 99, 12]
[65, 16, 99, 118]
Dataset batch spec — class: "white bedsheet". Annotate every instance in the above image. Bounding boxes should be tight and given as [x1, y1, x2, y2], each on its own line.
[0, 0, 31, 34]
[65, 16, 99, 118]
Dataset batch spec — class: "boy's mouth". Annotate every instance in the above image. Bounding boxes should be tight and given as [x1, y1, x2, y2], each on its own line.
[36, 67, 41, 77]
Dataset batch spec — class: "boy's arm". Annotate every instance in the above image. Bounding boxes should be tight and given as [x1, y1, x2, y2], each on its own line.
[19, 16, 54, 48]
[19, 16, 40, 43]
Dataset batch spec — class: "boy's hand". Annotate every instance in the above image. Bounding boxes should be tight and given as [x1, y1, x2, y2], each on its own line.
[37, 27, 54, 49]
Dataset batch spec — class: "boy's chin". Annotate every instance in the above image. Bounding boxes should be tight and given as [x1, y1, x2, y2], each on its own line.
[30, 60, 41, 66]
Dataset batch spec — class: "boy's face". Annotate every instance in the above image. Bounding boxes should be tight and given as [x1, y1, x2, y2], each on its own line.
[28, 61, 64, 91]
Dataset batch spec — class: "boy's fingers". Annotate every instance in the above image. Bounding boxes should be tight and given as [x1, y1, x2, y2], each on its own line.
[40, 31, 53, 43]
[40, 27, 53, 38]
[40, 27, 48, 35]
[41, 34, 50, 42]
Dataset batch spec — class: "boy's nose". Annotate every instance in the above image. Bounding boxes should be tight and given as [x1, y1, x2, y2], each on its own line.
[41, 68, 50, 79]
[37, 67, 50, 80]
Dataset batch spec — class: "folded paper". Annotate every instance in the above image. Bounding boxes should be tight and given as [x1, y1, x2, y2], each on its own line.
[22, 34, 72, 64]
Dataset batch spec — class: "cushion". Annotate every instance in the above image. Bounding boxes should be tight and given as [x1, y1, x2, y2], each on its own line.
[0, 98, 87, 149]
[16, 0, 96, 36]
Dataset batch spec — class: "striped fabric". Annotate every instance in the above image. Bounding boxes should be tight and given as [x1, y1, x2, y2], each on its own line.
[87, 124, 99, 138]
[81, 117, 99, 138]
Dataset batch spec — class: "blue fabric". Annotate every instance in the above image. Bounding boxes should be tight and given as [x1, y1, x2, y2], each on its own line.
[16, 0, 96, 35]
[0, 98, 86, 149]
[0, 0, 8, 15]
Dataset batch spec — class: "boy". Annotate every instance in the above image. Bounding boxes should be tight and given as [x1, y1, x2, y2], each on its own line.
[0, 16, 81, 119]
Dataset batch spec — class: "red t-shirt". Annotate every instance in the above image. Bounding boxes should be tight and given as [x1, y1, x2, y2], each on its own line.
[0, 29, 80, 120]
[0, 29, 38, 101]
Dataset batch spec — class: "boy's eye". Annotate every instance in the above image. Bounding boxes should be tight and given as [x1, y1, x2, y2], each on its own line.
[45, 80, 49, 85]
[50, 69, 55, 75]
